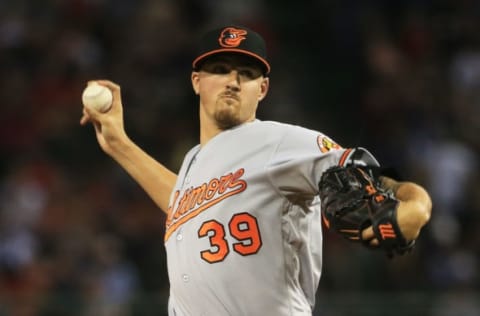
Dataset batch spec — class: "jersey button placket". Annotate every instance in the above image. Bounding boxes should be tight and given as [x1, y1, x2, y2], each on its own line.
[176, 228, 183, 241]
[182, 155, 196, 187]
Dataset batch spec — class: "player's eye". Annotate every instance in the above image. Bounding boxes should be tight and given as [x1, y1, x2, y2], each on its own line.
[204, 64, 231, 74]
[202, 62, 262, 79]
[238, 68, 261, 80]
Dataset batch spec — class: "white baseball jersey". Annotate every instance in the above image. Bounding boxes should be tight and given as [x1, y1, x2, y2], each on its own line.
[164, 120, 378, 316]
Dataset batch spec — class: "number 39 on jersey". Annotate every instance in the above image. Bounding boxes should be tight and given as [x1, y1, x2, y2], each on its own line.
[198, 212, 262, 263]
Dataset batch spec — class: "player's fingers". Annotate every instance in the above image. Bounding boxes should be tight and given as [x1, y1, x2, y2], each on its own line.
[80, 108, 91, 125]
[95, 80, 120, 96]
[95, 80, 121, 110]
[85, 79, 119, 97]
[95, 79, 119, 90]
[92, 120, 102, 135]
[361, 226, 375, 241]
[80, 113, 89, 125]
[83, 103, 103, 120]
[369, 239, 379, 246]
[361, 227, 380, 247]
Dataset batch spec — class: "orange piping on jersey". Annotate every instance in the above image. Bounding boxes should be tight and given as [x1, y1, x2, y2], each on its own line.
[164, 187, 246, 241]
[338, 148, 353, 166]
[165, 168, 247, 241]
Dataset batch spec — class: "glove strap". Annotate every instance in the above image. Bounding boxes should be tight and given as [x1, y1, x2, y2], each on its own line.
[370, 198, 415, 256]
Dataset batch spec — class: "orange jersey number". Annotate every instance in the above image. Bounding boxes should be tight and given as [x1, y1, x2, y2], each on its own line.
[198, 212, 262, 263]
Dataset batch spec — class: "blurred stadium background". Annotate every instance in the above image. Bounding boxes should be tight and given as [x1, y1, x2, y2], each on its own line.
[0, 1, 479, 315]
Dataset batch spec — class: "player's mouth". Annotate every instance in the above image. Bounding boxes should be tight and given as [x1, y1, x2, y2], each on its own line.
[220, 92, 239, 101]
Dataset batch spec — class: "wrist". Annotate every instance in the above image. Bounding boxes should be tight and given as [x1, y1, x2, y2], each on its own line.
[105, 132, 134, 157]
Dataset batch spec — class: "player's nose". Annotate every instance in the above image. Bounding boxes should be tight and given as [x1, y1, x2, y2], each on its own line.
[226, 70, 241, 88]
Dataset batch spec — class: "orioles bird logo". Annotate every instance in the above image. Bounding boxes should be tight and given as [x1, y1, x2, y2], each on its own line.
[218, 27, 247, 47]
[317, 135, 342, 153]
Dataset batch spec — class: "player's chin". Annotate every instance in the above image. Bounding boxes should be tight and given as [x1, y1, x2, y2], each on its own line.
[214, 111, 242, 130]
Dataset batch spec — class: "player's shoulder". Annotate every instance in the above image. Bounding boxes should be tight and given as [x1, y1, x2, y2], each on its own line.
[253, 120, 344, 153]
[253, 120, 336, 145]
[252, 120, 321, 136]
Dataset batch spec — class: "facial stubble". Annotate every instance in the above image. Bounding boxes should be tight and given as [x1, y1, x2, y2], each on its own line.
[214, 98, 243, 130]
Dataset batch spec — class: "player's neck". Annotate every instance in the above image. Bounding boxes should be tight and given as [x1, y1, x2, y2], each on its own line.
[198, 107, 256, 146]
[199, 109, 222, 146]
[200, 125, 222, 146]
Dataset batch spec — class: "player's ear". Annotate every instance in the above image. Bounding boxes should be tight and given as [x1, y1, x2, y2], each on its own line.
[191, 71, 200, 95]
[258, 77, 269, 101]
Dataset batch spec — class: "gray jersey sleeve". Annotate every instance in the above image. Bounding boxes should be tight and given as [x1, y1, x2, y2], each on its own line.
[266, 125, 378, 200]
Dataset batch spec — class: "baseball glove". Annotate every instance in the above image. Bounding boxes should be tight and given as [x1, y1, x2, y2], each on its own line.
[319, 166, 415, 257]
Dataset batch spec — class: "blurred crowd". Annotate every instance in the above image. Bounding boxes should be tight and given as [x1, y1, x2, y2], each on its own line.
[0, 0, 478, 315]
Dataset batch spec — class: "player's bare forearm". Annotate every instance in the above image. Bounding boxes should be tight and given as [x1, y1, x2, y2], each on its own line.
[380, 176, 432, 240]
[107, 135, 177, 214]
[80, 80, 177, 213]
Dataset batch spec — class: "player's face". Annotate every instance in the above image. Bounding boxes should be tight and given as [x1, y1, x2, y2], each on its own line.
[191, 54, 269, 130]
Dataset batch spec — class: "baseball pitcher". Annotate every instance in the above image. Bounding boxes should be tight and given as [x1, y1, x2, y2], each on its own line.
[81, 25, 432, 315]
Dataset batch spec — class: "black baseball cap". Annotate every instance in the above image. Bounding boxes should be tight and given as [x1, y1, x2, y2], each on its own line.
[192, 25, 271, 75]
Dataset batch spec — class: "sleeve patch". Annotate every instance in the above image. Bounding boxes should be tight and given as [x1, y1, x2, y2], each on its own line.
[317, 135, 342, 153]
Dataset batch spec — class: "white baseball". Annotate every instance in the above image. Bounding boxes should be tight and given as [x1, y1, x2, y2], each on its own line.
[82, 82, 113, 112]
